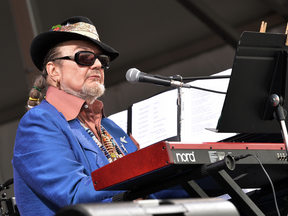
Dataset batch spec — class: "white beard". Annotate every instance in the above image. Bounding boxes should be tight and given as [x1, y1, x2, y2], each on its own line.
[61, 81, 105, 104]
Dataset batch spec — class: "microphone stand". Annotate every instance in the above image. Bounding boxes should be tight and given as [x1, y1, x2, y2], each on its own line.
[262, 51, 288, 155]
[161, 74, 230, 94]
[168, 75, 230, 82]
[0, 178, 19, 216]
[154, 74, 230, 82]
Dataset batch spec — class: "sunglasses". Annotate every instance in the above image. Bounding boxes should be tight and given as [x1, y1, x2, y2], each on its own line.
[51, 51, 110, 69]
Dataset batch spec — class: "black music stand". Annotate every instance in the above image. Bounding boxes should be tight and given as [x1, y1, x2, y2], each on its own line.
[216, 31, 288, 153]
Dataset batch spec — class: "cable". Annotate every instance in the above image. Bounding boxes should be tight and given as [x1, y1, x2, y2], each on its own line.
[188, 85, 227, 94]
[234, 154, 281, 216]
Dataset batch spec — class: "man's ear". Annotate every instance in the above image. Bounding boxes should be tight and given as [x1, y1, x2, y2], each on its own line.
[46, 61, 61, 81]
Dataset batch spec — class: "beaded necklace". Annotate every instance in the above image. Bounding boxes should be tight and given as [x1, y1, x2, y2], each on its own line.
[77, 119, 124, 162]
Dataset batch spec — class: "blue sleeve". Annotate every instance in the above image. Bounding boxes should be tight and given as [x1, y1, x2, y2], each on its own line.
[153, 186, 190, 199]
[12, 106, 123, 212]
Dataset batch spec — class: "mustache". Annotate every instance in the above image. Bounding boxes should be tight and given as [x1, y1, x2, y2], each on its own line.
[85, 70, 102, 79]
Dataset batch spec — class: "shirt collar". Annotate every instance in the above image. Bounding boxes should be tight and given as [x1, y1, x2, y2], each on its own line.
[46, 86, 105, 121]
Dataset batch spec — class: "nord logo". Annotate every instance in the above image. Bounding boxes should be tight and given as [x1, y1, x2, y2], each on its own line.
[175, 151, 196, 163]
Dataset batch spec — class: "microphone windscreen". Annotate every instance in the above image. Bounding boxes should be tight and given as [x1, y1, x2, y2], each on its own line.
[126, 68, 140, 83]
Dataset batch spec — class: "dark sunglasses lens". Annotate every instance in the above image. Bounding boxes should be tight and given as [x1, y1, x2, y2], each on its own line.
[98, 55, 110, 68]
[76, 52, 110, 68]
[77, 52, 96, 66]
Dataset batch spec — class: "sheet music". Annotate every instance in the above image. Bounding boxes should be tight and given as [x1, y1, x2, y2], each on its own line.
[108, 110, 128, 133]
[131, 89, 178, 148]
[108, 68, 236, 148]
[180, 69, 236, 142]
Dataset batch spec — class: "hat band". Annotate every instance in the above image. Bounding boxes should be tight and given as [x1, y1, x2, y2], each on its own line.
[51, 22, 100, 41]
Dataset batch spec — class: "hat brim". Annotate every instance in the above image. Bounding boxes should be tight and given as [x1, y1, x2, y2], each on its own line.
[30, 31, 119, 71]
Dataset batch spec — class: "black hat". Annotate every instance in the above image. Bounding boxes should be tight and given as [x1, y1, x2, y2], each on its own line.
[30, 16, 119, 71]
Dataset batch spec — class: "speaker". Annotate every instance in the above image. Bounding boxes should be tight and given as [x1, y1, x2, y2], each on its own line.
[55, 198, 239, 216]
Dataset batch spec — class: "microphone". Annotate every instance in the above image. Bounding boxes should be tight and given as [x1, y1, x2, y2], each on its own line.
[126, 68, 191, 88]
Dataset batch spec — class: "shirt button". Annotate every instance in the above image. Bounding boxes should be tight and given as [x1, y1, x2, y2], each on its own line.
[84, 105, 89, 109]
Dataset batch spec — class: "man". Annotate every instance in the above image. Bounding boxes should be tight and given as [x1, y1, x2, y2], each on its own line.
[12, 16, 188, 216]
